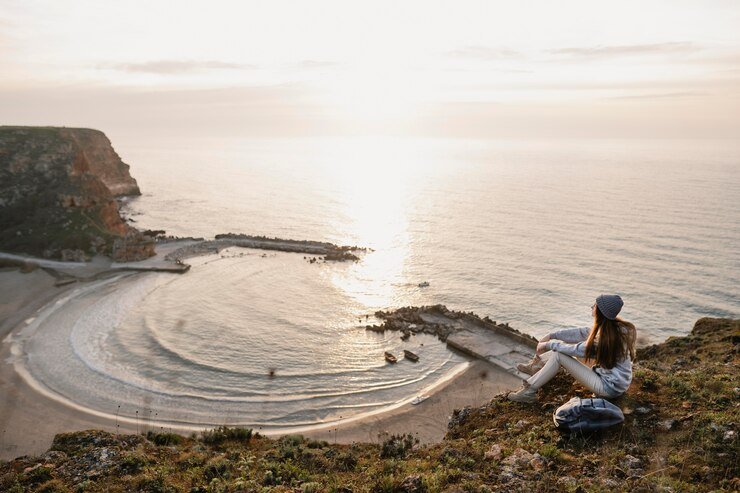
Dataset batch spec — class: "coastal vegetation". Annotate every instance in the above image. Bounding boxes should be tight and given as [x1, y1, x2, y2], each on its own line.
[1, 317, 736, 492]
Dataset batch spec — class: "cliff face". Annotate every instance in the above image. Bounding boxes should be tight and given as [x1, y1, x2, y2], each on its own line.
[0, 126, 153, 261]
[61, 128, 141, 196]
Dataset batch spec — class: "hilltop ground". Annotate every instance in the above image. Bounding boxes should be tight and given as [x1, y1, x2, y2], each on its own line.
[0, 318, 737, 492]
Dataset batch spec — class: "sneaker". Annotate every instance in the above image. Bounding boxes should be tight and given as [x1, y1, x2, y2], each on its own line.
[508, 385, 538, 403]
[517, 357, 544, 376]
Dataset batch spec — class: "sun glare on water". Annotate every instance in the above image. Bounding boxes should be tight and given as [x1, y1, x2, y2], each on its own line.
[316, 138, 426, 308]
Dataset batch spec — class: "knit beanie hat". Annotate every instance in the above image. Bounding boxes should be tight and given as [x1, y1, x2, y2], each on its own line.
[596, 294, 624, 320]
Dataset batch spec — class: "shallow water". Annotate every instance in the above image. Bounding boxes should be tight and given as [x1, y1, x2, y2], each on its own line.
[21, 253, 466, 427]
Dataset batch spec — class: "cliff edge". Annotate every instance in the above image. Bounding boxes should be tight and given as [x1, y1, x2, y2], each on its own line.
[0, 126, 153, 261]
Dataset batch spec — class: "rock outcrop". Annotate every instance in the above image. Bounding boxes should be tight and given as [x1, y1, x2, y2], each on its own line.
[367, 304, 538, 345]
[0, 126, 153, 261]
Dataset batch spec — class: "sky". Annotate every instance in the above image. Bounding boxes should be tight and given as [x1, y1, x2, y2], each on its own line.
[1, 0, 739, 140]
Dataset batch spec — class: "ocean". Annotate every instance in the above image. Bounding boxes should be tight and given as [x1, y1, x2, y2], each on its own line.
[119, 136, 739, 340]
[22, 136, 739, 429]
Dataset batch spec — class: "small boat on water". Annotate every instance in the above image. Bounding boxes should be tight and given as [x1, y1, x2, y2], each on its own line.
[384, 351, 397, 363]
[411, 395, 429, 405]
[403, 350, 419, 362]
[418, 281, 430, 288]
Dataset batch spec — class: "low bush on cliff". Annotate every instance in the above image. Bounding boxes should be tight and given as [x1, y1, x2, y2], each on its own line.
[200, 426, 253, 445]
[379, 434, 419, 459]
[146, 431, 183, 447]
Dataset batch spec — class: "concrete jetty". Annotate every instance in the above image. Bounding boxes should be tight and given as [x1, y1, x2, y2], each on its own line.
[370, 305, 537, 380]
[0, 240, 192, 286]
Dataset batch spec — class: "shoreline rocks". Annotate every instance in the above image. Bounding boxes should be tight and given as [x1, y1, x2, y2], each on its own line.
[366, 304, 538, 345]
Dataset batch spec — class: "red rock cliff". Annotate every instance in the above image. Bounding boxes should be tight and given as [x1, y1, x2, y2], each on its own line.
[62, 128, 141, 196]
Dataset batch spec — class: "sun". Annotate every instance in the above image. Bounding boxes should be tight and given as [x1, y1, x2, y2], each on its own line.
[321, 64, 423, 124]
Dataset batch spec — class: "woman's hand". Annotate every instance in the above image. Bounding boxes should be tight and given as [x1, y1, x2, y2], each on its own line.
[536, 341, 549, 355]
[539, 334, 551, 343]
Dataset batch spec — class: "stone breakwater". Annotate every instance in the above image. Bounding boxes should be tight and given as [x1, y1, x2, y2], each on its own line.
[164, 233, 367, 262]
[366, 304, 538, 345]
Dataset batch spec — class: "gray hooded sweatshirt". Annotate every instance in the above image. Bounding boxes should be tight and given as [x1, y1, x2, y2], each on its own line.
[545, 326, 632, 397]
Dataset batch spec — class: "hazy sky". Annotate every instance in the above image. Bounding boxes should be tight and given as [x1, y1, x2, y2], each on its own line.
[1, 0, 739, 139]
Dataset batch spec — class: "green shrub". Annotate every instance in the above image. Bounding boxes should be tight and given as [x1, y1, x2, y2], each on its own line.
[24, 465, 53, 485]
[119, 452, 149, 474]
[177, 451, 207, 470]
[634, 368, 659, 391]
[263, 460, 308, 486]
[370, 474, 400, 493]
[333, 451, 358, 472]
[200, 426, 253, 445]
[203, 458, 231, 481]
[380, 433, 419, 459]
[146, 431, 184, 446]
[278, 443, 300, 460]
[301, 482, 323, 493]
[280, 434, 305, 446]
[0, 473, 22, 493]
[307, 439, 329, 449]
[539, 443, 560, 460]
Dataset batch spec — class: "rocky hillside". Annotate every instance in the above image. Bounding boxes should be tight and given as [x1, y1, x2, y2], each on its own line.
[0, 127, 153, 261]
[0, 317, 736, 492]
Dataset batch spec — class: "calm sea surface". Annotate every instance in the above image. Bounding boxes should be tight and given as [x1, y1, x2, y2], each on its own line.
[121, 137, 739, 339]
[25, 137, 738, 428]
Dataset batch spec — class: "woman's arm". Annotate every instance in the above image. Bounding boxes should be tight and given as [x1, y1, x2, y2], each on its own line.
[545, 340, 587, 358]
[548, 326, 591, 343]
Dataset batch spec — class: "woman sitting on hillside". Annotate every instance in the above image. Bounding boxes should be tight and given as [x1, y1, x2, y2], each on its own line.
[508, 294, 636, 403]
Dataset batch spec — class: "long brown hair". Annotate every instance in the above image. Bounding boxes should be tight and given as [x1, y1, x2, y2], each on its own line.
[584, 306, 636, 369]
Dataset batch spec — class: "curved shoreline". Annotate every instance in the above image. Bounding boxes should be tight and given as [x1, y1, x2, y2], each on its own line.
[0, 253, 522, 459]
[8, 268, 470, 429]
[12, 266, 464, 423]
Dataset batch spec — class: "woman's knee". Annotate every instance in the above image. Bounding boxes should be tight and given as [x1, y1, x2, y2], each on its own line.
[540, 350, 558, 362]
[548, 351, 563, 363]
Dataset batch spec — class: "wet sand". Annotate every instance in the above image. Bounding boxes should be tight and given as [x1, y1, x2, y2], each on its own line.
[0, 259, 521, 460]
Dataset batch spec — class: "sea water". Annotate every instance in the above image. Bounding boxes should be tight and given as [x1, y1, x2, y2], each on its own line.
[119, 136, 739, 340]
[20, 136, 739, 428]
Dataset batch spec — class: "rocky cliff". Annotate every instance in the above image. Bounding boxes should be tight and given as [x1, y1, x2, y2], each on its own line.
[59, 128, 141, 196]
[0, 126, 154, 261]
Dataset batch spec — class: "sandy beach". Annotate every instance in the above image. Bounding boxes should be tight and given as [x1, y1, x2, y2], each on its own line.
[0, 252, 521, 460]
